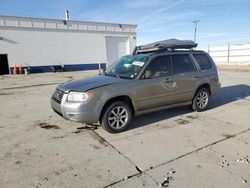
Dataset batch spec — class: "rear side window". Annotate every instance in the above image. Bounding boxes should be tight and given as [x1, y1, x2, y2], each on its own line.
[172, 54, 196, 74]
[193, 54, 212, 70]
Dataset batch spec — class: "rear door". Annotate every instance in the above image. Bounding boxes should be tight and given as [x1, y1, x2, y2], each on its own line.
[192, 53, 220, 94]
[170, 54, 200, 102]
[137, 55, 179, 110]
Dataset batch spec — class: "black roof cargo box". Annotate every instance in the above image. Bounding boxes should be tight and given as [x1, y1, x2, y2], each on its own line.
[133, 38, 197, 55]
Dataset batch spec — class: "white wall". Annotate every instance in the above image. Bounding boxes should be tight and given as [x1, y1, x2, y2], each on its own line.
[200, 44, 250, 65]
[0, 29, 137, 67]
[0, 15, 137, 67]
[0, 29, 108, 66]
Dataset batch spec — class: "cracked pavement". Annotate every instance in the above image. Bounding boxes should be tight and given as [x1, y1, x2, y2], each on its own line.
[0, 70, 250, 188]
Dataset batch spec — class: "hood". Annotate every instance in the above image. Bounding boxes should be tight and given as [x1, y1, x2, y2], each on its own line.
[57, 75, 125, 93]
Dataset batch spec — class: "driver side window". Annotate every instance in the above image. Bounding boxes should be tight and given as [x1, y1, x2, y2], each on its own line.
[144, 55, 172, 79]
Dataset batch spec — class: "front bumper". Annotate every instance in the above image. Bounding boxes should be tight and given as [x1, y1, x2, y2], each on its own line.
[50, 94, 100, 124]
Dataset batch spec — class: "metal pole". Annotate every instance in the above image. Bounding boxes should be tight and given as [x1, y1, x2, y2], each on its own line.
[193, 20, 200, 43]
[98, 62, 101, 75]
[227, 43, 230, 63]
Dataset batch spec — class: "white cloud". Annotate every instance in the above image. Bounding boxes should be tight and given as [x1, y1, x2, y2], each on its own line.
[139, 27, 167, 33]
[124, 0, 166, 8]
[171, 22, 190, 27]
[224, 0, 240, 16]
[198, 32, 228, 39]
[137, 11, 199, 33]
[138, 0, 185, 23]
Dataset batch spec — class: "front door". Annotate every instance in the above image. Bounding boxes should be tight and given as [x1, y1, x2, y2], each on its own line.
[137, 55, 178, 110]
[0, 54, 9, 75]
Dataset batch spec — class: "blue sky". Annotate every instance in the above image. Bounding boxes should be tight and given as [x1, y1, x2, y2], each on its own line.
[0, 0, 249, 48]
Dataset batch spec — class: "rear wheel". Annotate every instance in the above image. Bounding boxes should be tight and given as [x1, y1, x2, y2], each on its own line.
[192, 88, 210, 112]
[101, 101, 132, 133]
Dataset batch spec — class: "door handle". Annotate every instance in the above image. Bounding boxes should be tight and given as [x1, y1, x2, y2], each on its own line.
[165, 78, 172, 82]
[192, 75, 200, 78]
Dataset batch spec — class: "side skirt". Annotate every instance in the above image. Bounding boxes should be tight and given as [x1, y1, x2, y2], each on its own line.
[135, 101, 192, 116]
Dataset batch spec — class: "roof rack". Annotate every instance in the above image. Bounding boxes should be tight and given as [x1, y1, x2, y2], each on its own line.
[132, 38, 198, 55]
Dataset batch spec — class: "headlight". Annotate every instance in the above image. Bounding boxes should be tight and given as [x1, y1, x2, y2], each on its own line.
[67, 91, 93, 102]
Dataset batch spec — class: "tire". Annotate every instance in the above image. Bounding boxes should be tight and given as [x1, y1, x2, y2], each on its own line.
[101, 101, 132, 133]
[192, 88, 210, 112]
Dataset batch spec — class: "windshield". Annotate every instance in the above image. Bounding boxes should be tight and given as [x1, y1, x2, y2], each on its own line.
[104, 56, 148, 79]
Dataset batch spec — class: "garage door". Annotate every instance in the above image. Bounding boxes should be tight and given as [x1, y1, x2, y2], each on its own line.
[105, 36, 129, 64]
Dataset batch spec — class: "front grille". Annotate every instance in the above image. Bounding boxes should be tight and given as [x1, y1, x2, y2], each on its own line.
[52, 89, 64, 103]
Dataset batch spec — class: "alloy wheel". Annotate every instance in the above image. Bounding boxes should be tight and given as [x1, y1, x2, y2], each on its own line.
[196, 91, 209, 109]
[108, 106, 128, 129]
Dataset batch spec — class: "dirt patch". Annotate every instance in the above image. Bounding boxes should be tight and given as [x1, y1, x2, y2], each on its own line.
[73, 130, 83, 134]
[89, 132, 107, 146]
[222, 134, 235, 139]
[239, 177, 248, 184]
[35, 122, 60, 130]
[53, 135, 67, 139]
[175, 118, 190, 125]
[186, 115, 199, 120]
[15, 161, 22, 165]
[160, 169, 176, 187]
[220, 158, 230, 168]
[73, 125, 98, 133]
[63, 76, 73, 79]
[0, 92, 14, 95]
[89, 144, 101, 150]
[236, 154, 249, 164]
[52, 170, 61, 176]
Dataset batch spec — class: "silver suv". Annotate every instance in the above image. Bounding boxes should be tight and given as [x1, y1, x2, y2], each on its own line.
[51, 39, 221, 133]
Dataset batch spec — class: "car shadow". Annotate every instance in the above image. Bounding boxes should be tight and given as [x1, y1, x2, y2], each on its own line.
[128, 84, 250, 131]
[128, 106, 191, 130]
[209, 84, 250, 108]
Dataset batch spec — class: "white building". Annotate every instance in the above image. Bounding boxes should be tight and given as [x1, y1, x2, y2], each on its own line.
[0, 15, 137, 74]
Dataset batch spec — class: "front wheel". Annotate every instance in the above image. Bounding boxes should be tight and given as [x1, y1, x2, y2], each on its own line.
[192, 88, 210, 112]
[101, 101, 132, 133]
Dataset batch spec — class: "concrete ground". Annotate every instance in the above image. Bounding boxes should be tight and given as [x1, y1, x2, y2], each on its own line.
[217, 64, 250, 72]
[0, 69, 250, 188]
